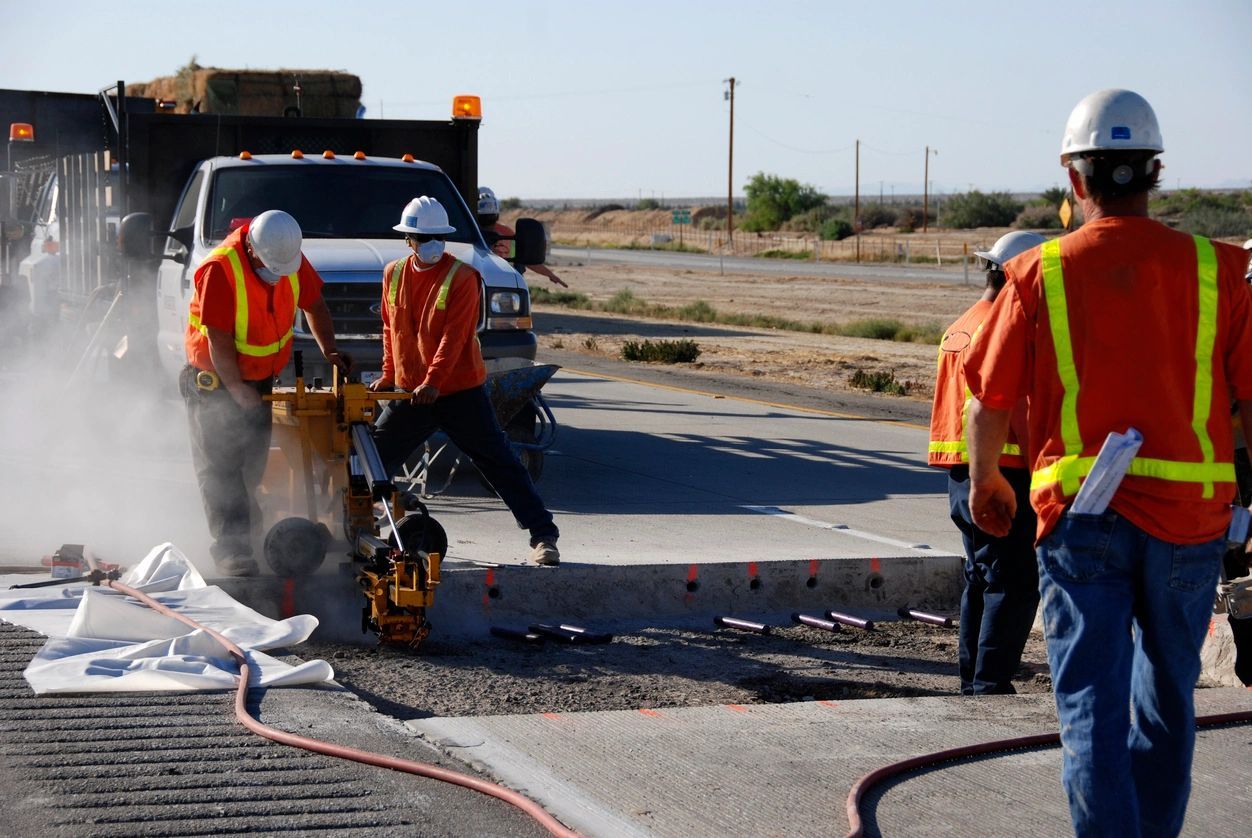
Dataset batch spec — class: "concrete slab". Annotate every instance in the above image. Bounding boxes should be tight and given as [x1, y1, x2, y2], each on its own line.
[409, 688, 1252, 838]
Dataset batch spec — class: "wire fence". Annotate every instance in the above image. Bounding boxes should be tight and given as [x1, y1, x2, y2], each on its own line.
[550, 222, 987, 265]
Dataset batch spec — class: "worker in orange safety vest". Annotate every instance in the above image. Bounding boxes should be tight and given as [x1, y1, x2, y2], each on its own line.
[182, 210, 347, 577]
[963, 89, 1252, 835]
[476, 186, 568, 288]
[929, 230, 1045, 695]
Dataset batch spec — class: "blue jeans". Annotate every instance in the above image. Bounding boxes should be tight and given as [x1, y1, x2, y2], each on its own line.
[372, 385, 558, 545]
[948, 466, 1040, 694]
[1037, 510, 1223, 837]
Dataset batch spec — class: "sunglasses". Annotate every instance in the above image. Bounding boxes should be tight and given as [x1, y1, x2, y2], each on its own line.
[408, 234, 446, 244]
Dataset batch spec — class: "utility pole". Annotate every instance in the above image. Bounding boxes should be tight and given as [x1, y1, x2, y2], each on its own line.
[724, 77, 736, 246]
[854, 139, 860, 263]
[923, 146, 938, 233]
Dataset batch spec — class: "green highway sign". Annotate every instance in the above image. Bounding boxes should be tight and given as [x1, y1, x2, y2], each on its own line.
[671, 209, 692, 225]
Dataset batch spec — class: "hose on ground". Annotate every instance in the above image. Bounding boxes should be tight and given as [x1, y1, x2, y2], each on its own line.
[844, 705, 1252, 837]
[102, 577, 581, 838]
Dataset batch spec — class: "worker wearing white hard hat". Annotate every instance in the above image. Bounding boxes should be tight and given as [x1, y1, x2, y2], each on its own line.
[370, 196, 561, 566]
[964, 88, 1252, 835]
[183, 209, 347, 577]
[476, 186, 568, 288]
[931, 230, 1046, 696]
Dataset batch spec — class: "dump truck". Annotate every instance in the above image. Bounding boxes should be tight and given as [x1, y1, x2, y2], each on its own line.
[0, 81, 545, 386]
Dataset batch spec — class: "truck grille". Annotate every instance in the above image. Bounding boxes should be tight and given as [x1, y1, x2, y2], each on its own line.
[304, 278, 382, 339]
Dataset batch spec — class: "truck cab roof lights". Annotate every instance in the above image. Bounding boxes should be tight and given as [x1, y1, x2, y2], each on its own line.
[353, 151, 366, 160]
[291, 150, 304, 159]
[9, 123, 34, 142]
[452, 95, 481, 121]
[322, 150, 335, 159]
[401, 154, 415, 163]
[239, 151, 253, 160]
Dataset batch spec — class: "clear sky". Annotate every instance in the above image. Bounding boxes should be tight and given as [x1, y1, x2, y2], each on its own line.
[3, 0, 1249, 201]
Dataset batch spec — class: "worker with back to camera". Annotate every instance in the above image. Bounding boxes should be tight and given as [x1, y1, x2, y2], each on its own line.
[368, 196, 561, 566]
[1221, 236, 1252, 686]
[182, 209, 348, 577]
[963, 89, 1252, 835]
[476, 186, 568, 287]
[929, 230, 1045, 695]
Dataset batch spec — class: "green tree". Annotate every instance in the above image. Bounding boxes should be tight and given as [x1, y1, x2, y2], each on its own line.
[1040, 186, 1068, 207]
[941, 190, 1024, 229]
[741, 172, 826, 232]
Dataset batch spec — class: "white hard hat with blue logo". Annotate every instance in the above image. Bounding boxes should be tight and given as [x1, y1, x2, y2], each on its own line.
[394, 196, 456, 235]
[1061, 88, 1163, 162]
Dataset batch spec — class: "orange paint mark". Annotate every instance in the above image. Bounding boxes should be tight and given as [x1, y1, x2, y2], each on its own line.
[1208, 619, 1216, 637]
[687, 564, 699, 582]
[638, 708, 663, 717]
[725, 704, 747, 713]
[542, 712, 561, 721]
[747, 562, 759, 578]
[483, 569, 495, 607]
[808, 559, 819, 578]
[818, 700, 840, 709]
[280, 578, 296, 620]
[870, 557, 881, 573]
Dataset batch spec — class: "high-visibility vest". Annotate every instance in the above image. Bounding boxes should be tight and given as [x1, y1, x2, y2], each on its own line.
[1030, 235, 1233, 500]
[385, 257, 468, 315]
[186, 234, 301, 379]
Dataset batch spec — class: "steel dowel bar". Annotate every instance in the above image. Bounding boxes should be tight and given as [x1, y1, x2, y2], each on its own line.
[714, 616, 772, 635]
[825, 610, 876, 630]
[897, 607, 954, 627]
[792, 613, 842, 633]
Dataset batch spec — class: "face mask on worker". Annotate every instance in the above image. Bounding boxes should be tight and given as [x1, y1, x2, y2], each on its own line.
[416, 240, 445, 264]
[254, 265, 283, 285]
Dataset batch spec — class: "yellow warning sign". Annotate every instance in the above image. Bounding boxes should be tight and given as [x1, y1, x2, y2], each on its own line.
[1059, 197, 1073, 230]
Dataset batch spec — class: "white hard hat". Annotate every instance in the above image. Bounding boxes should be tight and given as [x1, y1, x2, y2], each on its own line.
[1243, 239, 1252, 251]
[247, 210, 303, 280]
[393, 196, 456, 235]
[1061, 89, 1163, 162]
[974, 231, 1047, 268]
[477, 186, 500, 216]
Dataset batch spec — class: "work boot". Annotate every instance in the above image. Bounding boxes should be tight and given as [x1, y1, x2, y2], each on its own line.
[530, 538, 560, 567]
[216, 554, 260, 577]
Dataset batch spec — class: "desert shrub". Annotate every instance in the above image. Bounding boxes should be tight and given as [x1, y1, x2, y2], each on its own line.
[1039, 186, 1068, 207]
[783, 205, 844, 233]
[820, 218, 854, 241]
[636, 198, 661, 210]
[838, 318, 906, 340]
[583, 203, 626, 221]
[529, 287, 591, 307]
[894, 207, 918, 232]
[677, 300, 718, 322]
[942, 190, 1024, 229]
[501, 196, 523, 211]
[741, 172, 826, 231]
[604, 288, 647, 315]
[758, 248, 813, 259]
[848, 368, 911, 395]
[621, 339, 701, 363]
[1174, 206, 1252, 238]
[856, 203, 896, 229]
[1013, 204, 1064, 230]
[1151, 189, 1252, 237]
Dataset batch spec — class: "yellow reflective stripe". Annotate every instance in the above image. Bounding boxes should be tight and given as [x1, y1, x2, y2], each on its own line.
[205, 244, 298, 357]
[387, 259, 404, 309]
[1031, 453, 1234, 491]
[1191, 235, 1218, 499]
[435, 262, 464, 311]
[1040, 239, 1083, 496]
[928, 440, 1020, 459]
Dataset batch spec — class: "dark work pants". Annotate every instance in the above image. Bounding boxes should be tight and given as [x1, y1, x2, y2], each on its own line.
[1225, 448, 1252, 686]
[948, 465, 1040, 694]
[179, 366, 273, 563]
[372, 385, 558, 545]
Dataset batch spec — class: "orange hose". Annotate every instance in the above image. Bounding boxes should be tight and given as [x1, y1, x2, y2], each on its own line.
[103, 578, 581, 838]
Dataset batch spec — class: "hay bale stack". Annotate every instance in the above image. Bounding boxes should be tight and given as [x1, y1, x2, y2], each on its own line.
[128, 68, 362, 118]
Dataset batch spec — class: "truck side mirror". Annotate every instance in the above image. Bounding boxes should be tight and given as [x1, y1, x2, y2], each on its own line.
[512, 218, 547, 266]
[118, 212, 154, 259]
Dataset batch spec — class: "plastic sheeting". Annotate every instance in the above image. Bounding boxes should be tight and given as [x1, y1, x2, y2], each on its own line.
[0, 543, 333, 694]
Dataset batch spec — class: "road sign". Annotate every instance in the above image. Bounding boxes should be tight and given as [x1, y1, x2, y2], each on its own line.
[1059, 197, 1072, 230]
[671, 209, 692, 225]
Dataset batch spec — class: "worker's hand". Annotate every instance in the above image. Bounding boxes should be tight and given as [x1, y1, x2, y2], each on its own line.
[368, 377, 395, 392]
[325, 350, 352, 375]
[411, 384, 439, 404]
[969, 472, 1016, 537]
[226, 382, 262, 411]
[548, 274, 569, 288]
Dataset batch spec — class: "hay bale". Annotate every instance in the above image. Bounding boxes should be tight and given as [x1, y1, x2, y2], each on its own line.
[128, 68, 362, 118]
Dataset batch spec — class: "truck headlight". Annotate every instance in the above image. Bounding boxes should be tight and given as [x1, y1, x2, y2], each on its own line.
[489, 291, 521, 315]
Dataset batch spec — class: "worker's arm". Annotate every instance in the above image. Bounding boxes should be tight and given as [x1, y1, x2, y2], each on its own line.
[371, 267, 397, 392]
[967, 397, 1016, 537]
[205, 325, 260, 410]
[302, 297, 349, 374]
[525, 262, 568, 288]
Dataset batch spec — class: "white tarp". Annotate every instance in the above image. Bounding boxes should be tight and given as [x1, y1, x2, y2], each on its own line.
[0, 543, 333, 694]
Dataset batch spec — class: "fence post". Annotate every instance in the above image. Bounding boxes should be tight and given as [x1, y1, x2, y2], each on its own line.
[936, 240, 942, 267]
[963, 242, 969, 285]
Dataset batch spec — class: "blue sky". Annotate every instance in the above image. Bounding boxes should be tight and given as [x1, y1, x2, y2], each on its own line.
[3, 0, 1249, 200]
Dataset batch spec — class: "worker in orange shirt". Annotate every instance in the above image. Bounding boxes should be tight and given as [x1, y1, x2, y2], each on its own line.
[182, 210, 347, 577]
[929, 230, 1045, 695]
[369, 196, 560, 566]
[963, 89, 1252, 835]
[476, 186, 568, 287]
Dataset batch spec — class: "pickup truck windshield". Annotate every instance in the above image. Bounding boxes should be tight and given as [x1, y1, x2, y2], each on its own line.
[205, 165, 482, 244]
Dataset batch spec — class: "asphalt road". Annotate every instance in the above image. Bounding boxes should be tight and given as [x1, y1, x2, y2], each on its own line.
[551, 245, 972, 283]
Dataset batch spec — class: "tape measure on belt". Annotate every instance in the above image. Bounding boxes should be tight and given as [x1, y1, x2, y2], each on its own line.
[195, 370, 221, 391]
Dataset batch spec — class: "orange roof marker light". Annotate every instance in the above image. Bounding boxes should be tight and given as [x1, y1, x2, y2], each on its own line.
[401, 154, 415, 163]
[239, 151, 253, 160]
[353, 151, 366, 160]
[452, 95, 482, 121]
[291, 150, 304, 159]
[322, 150, 335, 159]
[9, 123, 34, 142]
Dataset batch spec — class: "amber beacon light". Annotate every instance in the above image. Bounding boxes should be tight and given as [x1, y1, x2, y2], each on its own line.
[9, 123, 34, 142]
[452, 95, 482, 120]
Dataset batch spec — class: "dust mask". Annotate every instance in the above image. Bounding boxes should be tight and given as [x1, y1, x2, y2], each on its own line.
[416, 240, 445, 264]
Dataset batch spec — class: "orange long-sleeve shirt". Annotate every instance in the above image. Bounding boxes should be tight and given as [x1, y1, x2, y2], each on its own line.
[380, 252, 486, 395]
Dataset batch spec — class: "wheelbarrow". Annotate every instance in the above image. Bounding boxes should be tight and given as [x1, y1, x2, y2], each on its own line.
[396, 358, 560, 497]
